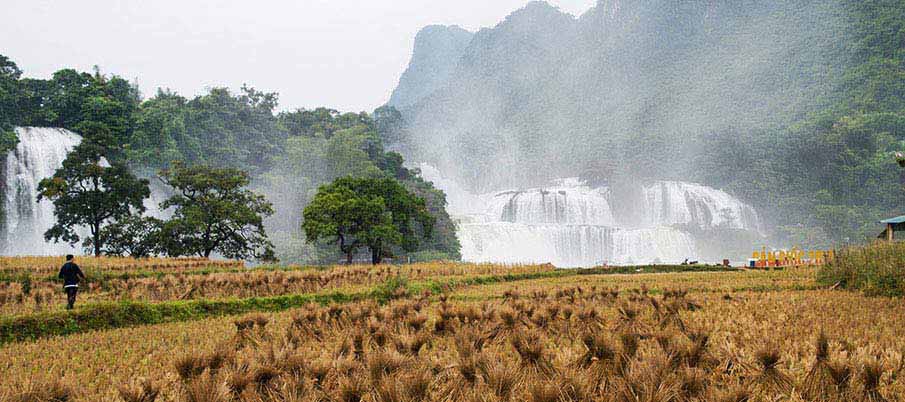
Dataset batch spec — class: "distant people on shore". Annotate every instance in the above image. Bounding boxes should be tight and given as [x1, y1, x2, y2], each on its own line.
[58, 254, 85, 309]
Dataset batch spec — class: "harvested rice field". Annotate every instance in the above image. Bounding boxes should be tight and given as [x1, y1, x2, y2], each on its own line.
[0, 260, 901, 402]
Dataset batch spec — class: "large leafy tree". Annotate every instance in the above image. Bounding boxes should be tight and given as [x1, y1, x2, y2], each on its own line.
[160, 162, 275, 260]
[0, 55, 22, 152]
[303, 176, 433, 264]
[37, 132, 150, 256]
[264, 109, 461, 264]
[302, 184, 395, 264]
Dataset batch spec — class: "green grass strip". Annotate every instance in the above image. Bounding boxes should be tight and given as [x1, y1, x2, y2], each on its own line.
[0, 264, 738, 345]
[0, 291, 366, 344]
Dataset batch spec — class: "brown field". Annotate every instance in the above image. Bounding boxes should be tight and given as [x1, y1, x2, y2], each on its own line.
[0, 261, 552, 316]
[0, 261, 902, 401]
[451, 266, 819, 300]
[0, 256, 243, 276]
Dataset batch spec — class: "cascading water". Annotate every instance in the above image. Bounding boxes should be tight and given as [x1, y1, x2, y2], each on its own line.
[641, 181, 759, 230]
[420, 164, 759, 267]
[2, 127, 82, 255]
[488, 179, 616, 226]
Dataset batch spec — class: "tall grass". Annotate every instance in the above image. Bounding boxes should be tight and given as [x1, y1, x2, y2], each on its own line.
[818, 242, 905, 296]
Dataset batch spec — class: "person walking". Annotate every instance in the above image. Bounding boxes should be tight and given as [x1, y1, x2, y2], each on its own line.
[58, 254, 85, 310]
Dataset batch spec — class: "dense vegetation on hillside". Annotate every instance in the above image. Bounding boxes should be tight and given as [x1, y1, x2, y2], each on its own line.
[0, 56, 460, 263]
[389, 0, 905, 248]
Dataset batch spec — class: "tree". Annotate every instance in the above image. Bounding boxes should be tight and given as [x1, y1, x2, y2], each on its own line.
[303, 176, 433, 264]
[183, 86, 286, 172]
[37, 132, 150, 256]
[128, 90, 195, 172]
[159, 162, 275, 260]
[0, 54, 22, 152]
[302, 184, 393, 264]
[373, 105, 407, 146]
[90, 215, 163, 258]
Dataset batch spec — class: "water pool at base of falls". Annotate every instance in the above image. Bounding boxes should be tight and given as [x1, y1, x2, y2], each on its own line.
[456, 223, 696, 267]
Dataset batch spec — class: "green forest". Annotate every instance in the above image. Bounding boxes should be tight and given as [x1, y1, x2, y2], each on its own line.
[722, 0, 905, 246]
[0, 56, 460, 264]
[673, 0, 905, 246]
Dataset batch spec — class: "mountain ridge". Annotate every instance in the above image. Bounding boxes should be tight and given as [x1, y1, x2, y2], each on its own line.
[387, 24, 473, 109]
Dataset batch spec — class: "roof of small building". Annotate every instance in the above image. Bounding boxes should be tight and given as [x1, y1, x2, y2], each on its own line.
[880, 215, 905, 224]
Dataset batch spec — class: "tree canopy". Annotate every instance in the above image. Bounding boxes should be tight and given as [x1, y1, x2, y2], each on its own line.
[0, 55, 22, 152]
[160, 162, 276, 260]
[262, 106, 461, 263]
[303, 176, 433, 264]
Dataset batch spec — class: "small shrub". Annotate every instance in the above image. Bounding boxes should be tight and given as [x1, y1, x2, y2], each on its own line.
[117, 378, 160, 402]
[371, 276, 410, 303]
[10, 378, 74, 402]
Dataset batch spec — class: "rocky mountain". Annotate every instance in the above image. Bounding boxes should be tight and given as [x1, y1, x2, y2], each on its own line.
[388, 25, 473, 109]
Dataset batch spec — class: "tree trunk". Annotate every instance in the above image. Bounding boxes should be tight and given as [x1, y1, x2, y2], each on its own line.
[92, 221, 101, 257]
[371, 247, 382, 265]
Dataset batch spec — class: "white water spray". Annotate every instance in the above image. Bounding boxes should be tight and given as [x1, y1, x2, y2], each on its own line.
[2, 128, 82, 255]
[421, 164, 758, 267]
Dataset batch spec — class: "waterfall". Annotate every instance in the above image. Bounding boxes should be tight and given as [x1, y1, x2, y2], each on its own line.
[641, 181, 759, 231]
[486, 182, 615, 226]
[418, 164, 488, 216]
[421, 164, 759, 267]
[2, 128, 82, 255]
[610, 227, 697, 265]
[457, 223, 615, 266]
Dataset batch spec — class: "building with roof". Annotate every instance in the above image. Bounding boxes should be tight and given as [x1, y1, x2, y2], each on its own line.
[879, 215, 905, 241]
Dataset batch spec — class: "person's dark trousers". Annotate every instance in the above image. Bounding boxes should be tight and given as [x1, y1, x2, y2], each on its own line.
[65, 286, 78, 309]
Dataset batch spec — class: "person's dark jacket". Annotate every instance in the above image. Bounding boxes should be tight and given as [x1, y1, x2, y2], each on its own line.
[58, 261, 85, 287]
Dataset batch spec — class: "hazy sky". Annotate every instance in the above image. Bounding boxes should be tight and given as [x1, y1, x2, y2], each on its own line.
[3, 0, 595, 112]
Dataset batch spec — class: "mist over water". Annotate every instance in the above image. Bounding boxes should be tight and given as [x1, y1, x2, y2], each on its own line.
[391, 0, 847, 199]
